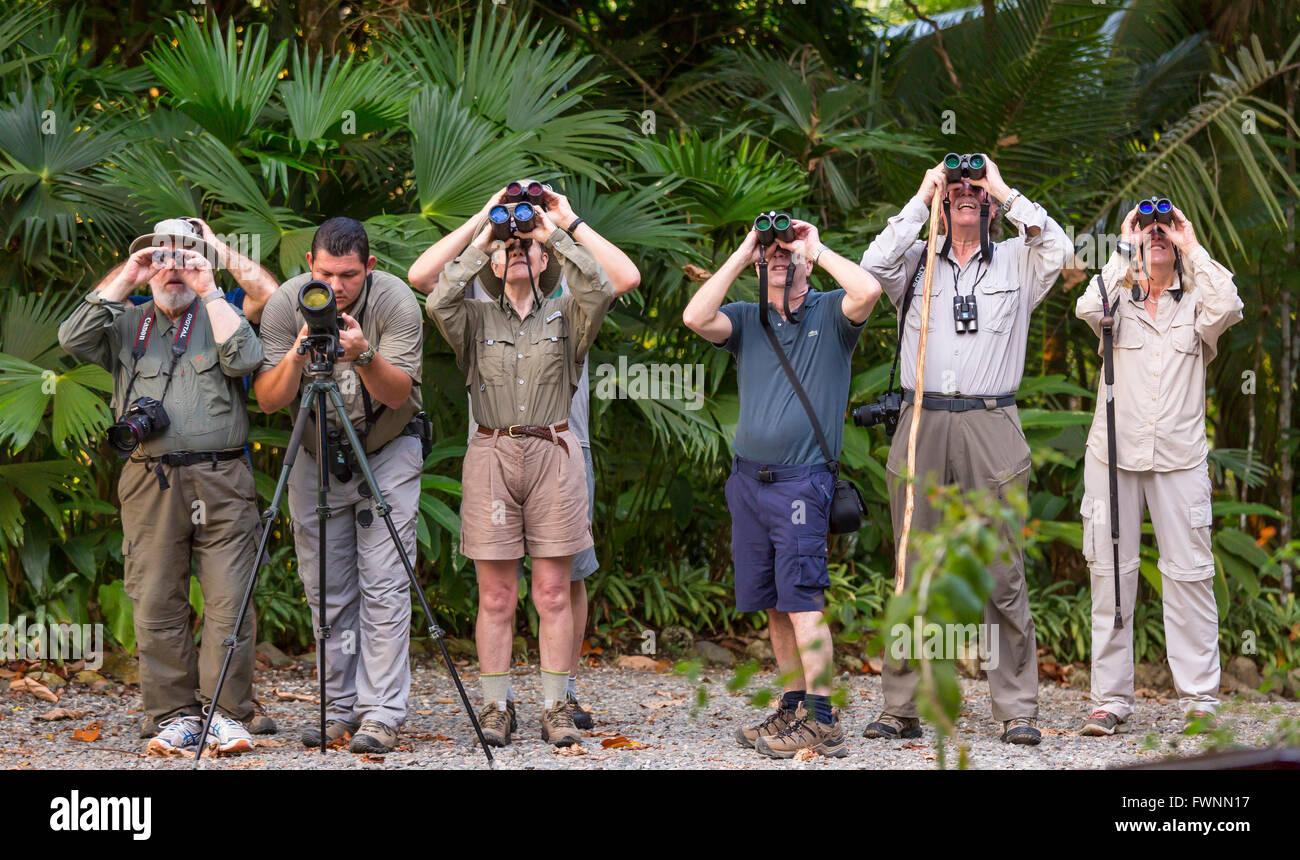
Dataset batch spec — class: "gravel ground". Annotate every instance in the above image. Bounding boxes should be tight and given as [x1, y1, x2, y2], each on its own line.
[3, 659, 1296, 770]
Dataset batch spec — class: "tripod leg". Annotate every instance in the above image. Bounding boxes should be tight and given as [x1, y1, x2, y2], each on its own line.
[192, 400, 314, 767]
[315, 386, 332, 755]
[326, 386, 495, 766]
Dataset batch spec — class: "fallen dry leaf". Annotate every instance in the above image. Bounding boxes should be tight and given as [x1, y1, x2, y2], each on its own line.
[553, 744, 588, 756]
[8, 677, 58, 702]
[325, 731, 352, 750]
[253, 739, 285, 748]
[73, 721, 102, 743]
[901, 741, 926, 750]
[616, 655, 660, 671]
[360, 753, 385, 763]
[794, 748, 820, 761]
[36, 708, 90, 721]
[0, 668, 17, 679]
[600, 736, 645, 750]
[227, 759, 266, 769]
[270, 687, 317, 703]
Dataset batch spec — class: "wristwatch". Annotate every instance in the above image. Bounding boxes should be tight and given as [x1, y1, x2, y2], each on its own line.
[202, 289, 225, 305]
[1116, 240, 1136, 260]
[1001, 188, 1022, 212]
[812, 243, 831, 266]
[355, 345, 376, 367]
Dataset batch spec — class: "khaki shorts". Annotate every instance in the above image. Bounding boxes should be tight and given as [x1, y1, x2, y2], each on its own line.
[460, 428, 592, 560]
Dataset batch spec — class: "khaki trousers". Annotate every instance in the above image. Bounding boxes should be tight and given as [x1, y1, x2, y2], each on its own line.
[119, 456, 260, 723]
[884, 402, 1039, 722]
[1081, 451, 1220, 717]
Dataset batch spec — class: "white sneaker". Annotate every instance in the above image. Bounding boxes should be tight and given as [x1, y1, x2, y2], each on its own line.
[204, 710, 255, 755]
[146, 715, 204, 756]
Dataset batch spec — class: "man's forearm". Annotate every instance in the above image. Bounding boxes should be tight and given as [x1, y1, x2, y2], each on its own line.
[254, 352, 306, 413]
[203, 293, 242, 343]
[222, 249, 278, 323]
[683, 254, 743, 332]
[410, 217, 483, 294]
[356, 356, 414, 410]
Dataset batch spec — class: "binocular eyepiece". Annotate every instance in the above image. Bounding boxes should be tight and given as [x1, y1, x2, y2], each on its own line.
[504, 180, 544, 205]
[1136, 197, 1173, 227]
[944, 152, 987, 183]
[753, 211, 795, 247]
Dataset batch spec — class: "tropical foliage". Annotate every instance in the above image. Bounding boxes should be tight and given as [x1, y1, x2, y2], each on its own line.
[1, 1, 1296, 686]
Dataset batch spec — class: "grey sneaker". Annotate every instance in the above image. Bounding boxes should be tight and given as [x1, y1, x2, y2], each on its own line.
[301, 719, 357, 749]
[349, 719, 399, 753]
[1001, 717, 1042, 745]
[735, 704, 805, 749]
[862, 713, 922, 740]
[477, 702, 517, 747]
[146, 715, 204, 756]
[755, 716, 849, 759]
[1081, 709, 1129, 736]
[539, 702, 583, 747]
[204, 710, 255, 755]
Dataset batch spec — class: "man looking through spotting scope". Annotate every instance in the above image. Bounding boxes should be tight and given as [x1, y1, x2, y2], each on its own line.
[254, 217, 426, 755]
[409, 182, 640, 733]
[683, 213, 881, 758]
[857, 155, 1069, 745]
[427, 187, 615, 748]
[1075, 202, 1242, 737]
[58, 220, 265, 757]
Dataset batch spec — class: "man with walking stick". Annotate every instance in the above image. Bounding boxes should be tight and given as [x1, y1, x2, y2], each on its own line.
[858, 155, 1069, 744]
[1076, 202, 1242, 736]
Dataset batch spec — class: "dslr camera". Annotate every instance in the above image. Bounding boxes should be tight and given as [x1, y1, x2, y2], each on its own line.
[108, 396, 171, 454]
[852, 390, 903, 436]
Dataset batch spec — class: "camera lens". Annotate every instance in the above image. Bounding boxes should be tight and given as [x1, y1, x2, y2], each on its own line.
[107, 420, 142, 453]
[298, 280, 340, 335]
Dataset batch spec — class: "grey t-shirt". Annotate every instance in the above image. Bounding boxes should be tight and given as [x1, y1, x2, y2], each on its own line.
[464, 279, 590, 448]
[718, 289, 864, 465]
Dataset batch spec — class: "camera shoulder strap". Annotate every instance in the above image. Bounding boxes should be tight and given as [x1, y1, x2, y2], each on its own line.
[122, 299, 199, 406]
[886, 254, 926, 395]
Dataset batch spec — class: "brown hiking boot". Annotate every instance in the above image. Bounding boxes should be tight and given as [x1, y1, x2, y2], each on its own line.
[540, 701, 583, 747]
[477, 702, 517, 747]
[301, 719, 357, 749]
[348, 719, 399, 753]
[862, 713, 921, 740]
[755, 716, 849, 759]
[1000, 717, 1042, 745]
[735, 703, 806, 749]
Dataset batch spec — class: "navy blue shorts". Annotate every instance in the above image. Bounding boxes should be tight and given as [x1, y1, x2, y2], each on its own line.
[724, 456, 833, 613]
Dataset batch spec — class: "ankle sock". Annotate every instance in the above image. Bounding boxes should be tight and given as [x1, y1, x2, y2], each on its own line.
[805, 693, 833, 725]
[481, 672, 510, 710]
[780, 690, 806, 712]
[567, 674, 577, 697]
[541, 669, 569, 710]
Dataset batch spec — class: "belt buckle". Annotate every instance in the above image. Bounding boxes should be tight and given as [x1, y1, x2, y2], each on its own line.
[757, 469, 775, 483]
[507, 424, 524, 438]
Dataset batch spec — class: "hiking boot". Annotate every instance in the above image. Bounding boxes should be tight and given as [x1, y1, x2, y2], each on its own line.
[139, 715, 160, 739]
[540, 701, 583, 747]
[1001, 717, 1042, 745]
[204, 710, 255, 755]
[755, 716, 849, 759]
[248, 714, 278, 735]
[862, 713, 921, 740]
[477, 701, 517, 747]
[349, 719, 399, 753]
[735, 703, 805, 749]
[301, 719, 357, 749]
[146, 715, 203, 756]
[1080, 709, 1129, 736]
[567, 693, 594, 730]
[1184, 709, 1218, 733]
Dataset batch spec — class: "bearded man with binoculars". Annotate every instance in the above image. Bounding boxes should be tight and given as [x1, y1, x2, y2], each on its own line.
[1075, 201, 1242, 737]
[858, 154, 1070, 745]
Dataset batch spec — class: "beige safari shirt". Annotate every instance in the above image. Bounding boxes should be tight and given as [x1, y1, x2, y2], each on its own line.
[258, 270, 424, 455]
[58, 291, 263, 455]
[1076, 246, 1243, 472]
[427, 230, 613, 430]
[859, 193, 1070, 396]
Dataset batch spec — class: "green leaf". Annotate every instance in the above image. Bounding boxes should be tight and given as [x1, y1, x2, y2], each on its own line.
[97, 580, 135, 653]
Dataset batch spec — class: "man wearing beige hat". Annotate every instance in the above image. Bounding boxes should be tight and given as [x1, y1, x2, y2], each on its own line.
[426, 188, 615, 748]
[1075, 202, 1242, 736]
[59, 219, 267, 757]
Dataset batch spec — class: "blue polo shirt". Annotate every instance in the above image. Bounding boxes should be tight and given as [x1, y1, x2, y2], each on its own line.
[718, 289, 864, 466]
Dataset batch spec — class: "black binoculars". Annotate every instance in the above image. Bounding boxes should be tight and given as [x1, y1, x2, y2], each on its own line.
[753, 211, 795, 246]
[944, 152, 987, 183]
[1136, 197, 1173, 227]
[953, 294, 978, 334]
[489, 180, 549, 240]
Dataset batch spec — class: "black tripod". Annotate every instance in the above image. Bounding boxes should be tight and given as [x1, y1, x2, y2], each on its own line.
[1096, 276, 1124, 630]
[193, 335, 493, 767]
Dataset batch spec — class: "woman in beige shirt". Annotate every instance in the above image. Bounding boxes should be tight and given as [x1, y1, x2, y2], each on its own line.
[1075, 203, 1243, 737]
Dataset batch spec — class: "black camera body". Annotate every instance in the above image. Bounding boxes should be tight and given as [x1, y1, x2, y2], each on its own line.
[852, 390, 903, 436]
[108, 396, 171, 454]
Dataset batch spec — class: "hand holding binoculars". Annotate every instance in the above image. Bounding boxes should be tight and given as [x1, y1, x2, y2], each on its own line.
[944, 152, 987, 183]
[488, 180, 551, 241]
[753, 211, 796, 247]
[1135, 196, 1174, 228]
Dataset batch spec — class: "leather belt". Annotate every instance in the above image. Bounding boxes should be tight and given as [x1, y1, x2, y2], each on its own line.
[477, 422, 570, 456]
[733, 456, 833, 484]
[902, 390, 1016, 413]
[130, 448, 246, 468]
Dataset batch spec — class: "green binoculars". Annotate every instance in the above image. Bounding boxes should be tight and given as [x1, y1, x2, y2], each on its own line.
[944, 152, 987, 183]
[753, 211, 795, 246]
[1136, 197, 1173, 227]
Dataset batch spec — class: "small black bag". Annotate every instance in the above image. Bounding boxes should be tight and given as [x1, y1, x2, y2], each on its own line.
[828, 472, 866, 534]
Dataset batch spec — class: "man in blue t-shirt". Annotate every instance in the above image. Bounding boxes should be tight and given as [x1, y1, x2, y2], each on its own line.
[683, 218, 882, 758]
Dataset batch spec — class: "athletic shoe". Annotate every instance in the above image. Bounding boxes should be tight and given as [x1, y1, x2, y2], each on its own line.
[861, 712, 922, 740]
[1080, 709, 1129, 736]
[1001, 717, 1042, 745]
[735, 703, 805, 749]
[348, 719, 399, 753]
[540, 702, 583, 747]
[477, 702, 517, 747]
[205, 710, 255, 755]
[568, 693, 594, 730]
[302, 719, 357, 749]
[146, 715, 203, 756]
[755, 716, 849, 759]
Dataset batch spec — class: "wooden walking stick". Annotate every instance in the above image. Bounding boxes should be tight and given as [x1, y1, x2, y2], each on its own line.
[894, 190, 944, 595]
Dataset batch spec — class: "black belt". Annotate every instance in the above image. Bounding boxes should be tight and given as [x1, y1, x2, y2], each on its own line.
[902, 390, 1017, 412]
[130, 448, 245, 468]
[733, 455, 833, 484]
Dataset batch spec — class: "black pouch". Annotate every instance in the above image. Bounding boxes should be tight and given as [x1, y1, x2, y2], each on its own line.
[414, 411, 432, 462]
[829, 476, 866, 535]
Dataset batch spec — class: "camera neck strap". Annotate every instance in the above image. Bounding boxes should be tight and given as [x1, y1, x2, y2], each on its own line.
[887, 254, 926, 396]
[351, 274, 389, 438]
[122, 298, 200, 407]
[939, 197, 994, 262]
[756, 249, 835, 469]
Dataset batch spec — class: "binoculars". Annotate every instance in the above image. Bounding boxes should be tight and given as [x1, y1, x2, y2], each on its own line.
[953, 294, 978, 334]
[944, 152, 987, 183]
[753, 211, 795, 246]
[488, 180, 548, 241]
[1136, 197, 1173, 227]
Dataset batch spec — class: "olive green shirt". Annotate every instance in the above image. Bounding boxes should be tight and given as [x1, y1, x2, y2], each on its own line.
[57, 291, 263, 455]
[258, 270, 424, 455]
[427, 230, 614, 430]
